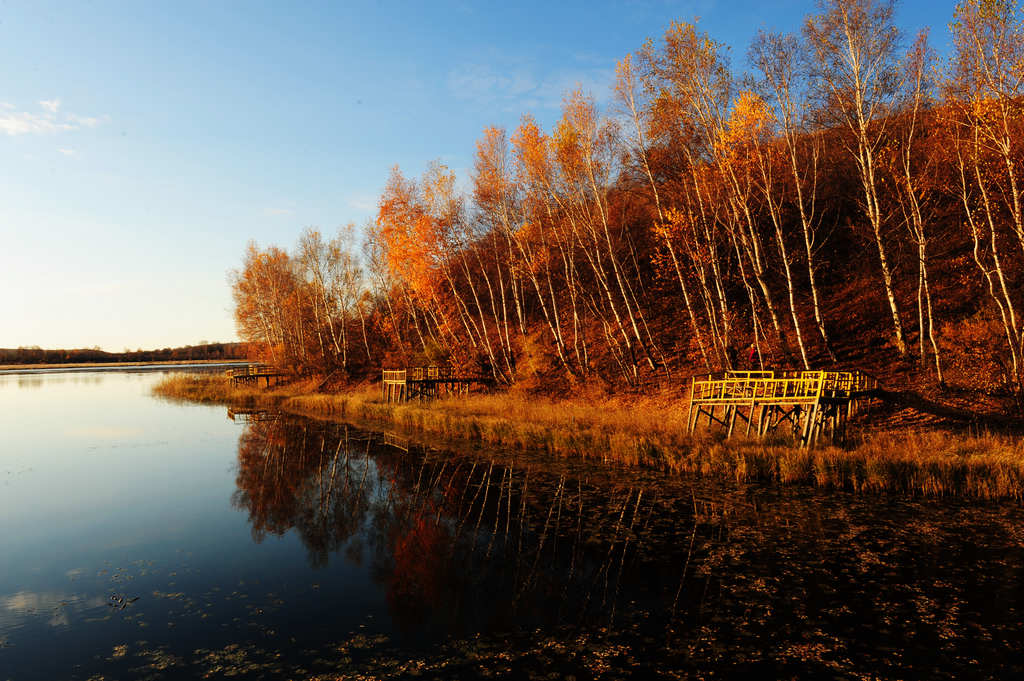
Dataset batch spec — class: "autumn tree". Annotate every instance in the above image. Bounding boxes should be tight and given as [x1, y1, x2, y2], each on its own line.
[805, 0, 909, 357]
[945, 0, 1024, 395]
[638, 22, 740, 366]
[890, 30, 944, 381]
[749, 29, 836, 362]
[616, 53, 712, 369]
[231, 242, 300, 367]
[554, 89, 663, 382]
[471, 126, 529, 378]
[510, 116, 590, 378]
[297, 228, 343, 368]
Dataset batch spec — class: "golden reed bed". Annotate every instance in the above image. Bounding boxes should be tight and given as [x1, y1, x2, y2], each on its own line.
[154, 374, 1024, 501]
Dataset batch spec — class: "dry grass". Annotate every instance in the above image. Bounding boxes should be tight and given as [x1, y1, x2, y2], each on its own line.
[153, 374, 1024, 501]
[152, 374, 251, 403]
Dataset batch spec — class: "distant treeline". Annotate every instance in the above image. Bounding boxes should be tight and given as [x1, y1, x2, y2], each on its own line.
[0, 343, 248, 365]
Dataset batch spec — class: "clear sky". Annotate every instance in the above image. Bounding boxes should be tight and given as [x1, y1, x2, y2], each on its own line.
[0, 0, 955, 351]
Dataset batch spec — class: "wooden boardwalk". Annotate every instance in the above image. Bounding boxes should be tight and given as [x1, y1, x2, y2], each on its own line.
[686, 370, 877, 447]
[381, 365, 494, 403]
[226, 364, 288, 387]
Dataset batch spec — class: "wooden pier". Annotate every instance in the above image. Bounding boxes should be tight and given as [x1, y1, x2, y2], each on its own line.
[381, 365, 494, 403]
[226, 364, 288, 388]
[686, 370, 877, 447]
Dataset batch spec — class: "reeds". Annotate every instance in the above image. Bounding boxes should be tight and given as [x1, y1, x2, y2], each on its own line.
[151, 374, 255, 403]
[152, 374, 1024, 500]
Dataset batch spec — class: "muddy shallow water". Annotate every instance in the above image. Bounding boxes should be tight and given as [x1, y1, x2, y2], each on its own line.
[1, 370, 1021, 679]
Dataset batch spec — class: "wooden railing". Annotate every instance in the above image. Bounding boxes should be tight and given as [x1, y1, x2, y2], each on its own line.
[382, 366, 458, 383]
[382, 369, 407, 383]
[694, 369, 877, 405]
[704, 368, 880, 401]
[408, 365, 457, 381]
[224, 364, 290, 389]
[695, 373, 825, 404]
[793, 370, 877, 396]
[725, 370, 776, 380]
[689, 368, 879, 446]
[225, 364, 277, 378]
[380, 365, 491, 403]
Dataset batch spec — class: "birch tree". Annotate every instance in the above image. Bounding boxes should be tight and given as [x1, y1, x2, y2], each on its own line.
[805, 0, 909, 356]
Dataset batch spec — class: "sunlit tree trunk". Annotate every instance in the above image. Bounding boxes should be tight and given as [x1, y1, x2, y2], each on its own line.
[750, 30, 835, 362]
[753, 138, 810, 368]
[896, 32, 942, 381]
[805, 0, 908, 356]
[616, 55, 711, 370]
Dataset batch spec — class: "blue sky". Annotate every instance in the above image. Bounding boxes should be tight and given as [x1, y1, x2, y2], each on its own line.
[0, 0, 955, 351]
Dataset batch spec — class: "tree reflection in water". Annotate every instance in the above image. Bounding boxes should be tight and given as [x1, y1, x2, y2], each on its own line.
[230, 416, 1024, 677]
[230, 417, 692, 641]
[233, 420, 377, 567]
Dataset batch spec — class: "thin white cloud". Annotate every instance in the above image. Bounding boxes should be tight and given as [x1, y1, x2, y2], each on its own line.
[57, 148, 76, 156]
[448, 64, 538, 109]
[0, 100, 108, 136]
[447, 58, 614, 113]
[346, 193, 377, 214]
[0, 110, 72, 135]
[67, 113, 105, 128]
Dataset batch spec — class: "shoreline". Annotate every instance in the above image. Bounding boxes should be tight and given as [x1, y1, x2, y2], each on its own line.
[0, 359, 248, 373]
[152, 373, 1024, 501]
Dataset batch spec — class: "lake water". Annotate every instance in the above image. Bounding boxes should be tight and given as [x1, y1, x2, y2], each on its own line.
[1, 369, 1023, 679]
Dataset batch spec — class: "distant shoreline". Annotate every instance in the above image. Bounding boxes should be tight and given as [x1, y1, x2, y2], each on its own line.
[0, 359, 249, 374]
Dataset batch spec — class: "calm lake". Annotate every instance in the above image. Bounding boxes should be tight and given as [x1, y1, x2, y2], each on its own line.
[1, 369, 1023, 679]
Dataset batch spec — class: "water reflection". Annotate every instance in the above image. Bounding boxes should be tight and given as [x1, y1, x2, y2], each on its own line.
[233, 421, 378, 567]
[0, 591, 109, 632]
[4, 374, 108, 387]
[228, 416, 1024, 678]
[2, 368, 1023, 679]
[231, 418, 694, 641]
[15, 376, 44, 390]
